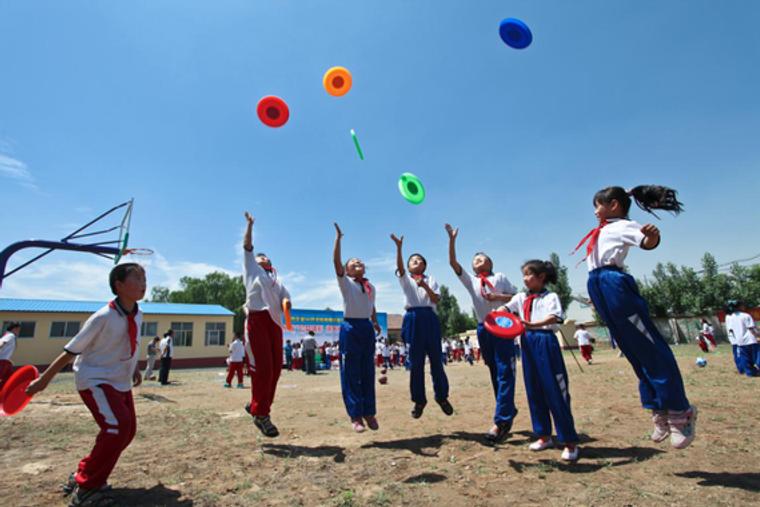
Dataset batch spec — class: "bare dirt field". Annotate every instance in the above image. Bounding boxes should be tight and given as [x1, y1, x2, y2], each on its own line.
[1, 346, 758, 506]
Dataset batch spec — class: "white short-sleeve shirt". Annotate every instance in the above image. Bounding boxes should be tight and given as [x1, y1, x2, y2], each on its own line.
[574, 329, 592, 346]
[65, 302, 143, 392]
[725, 311, 757, 346]
[457, 271, 518, 323]
[702, 323, 714, 336]
[228, 339, 245, 362]
[243, 250, 291, 328]
[399, 273, 439, 309]
[0, 332, 17, 362]
[160, 336, 174, 358]
[586, 218, 646, 271]
[504, 291, 564, 332]
[337, 274, 376, 319]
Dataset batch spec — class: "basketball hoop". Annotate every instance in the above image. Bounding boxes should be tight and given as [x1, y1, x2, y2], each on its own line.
[0, 199, 139, 289]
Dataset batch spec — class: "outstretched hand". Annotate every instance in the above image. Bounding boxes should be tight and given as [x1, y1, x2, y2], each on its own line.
[244, 212, 254, 225]
[444, 223, 458, 240]
[641, 224, 660, 239]
[334, 222, 344, 239]
[390, 233, 403, 247]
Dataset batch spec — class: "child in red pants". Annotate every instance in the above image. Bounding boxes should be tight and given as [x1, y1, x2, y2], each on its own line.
[574, 324, 594, 364]
[225, 333, 245, 388]
[26, 263, 146, 506]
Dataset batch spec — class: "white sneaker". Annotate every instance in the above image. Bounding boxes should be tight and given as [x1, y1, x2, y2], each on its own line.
[560, 446, 579, 462]
[528, 437, 553, 451]
[651, 410, 670, 442]
[669, 406, 697, 449]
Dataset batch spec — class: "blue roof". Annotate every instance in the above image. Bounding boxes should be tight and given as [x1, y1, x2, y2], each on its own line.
[0, 298, 234, 316]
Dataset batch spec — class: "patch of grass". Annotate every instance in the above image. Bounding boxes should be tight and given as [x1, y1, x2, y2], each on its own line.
[335, 489, 356, 507]
[234, 479, 253, 492]
[370, 490, 392, 506]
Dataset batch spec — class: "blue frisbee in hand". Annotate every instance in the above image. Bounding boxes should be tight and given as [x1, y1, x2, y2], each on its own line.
[499, 18, 532, 49]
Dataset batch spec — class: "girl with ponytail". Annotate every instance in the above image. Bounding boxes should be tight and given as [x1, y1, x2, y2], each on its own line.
[572, 185, 696, 450]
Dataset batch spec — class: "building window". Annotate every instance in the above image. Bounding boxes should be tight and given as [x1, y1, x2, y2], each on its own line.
[141, 321, 158, 337]
[205, 322, 226, 346]
[171, 322, 193, 347]
[50, 321, 81, 338]
[2, 321, 36, 338]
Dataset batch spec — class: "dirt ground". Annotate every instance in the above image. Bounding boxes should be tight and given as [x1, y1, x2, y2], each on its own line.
[1, 346, 758, 506]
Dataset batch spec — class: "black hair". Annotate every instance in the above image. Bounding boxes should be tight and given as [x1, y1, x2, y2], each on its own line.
[308, 331, 315, 336]
[473, 252, 494, 275]
[5, 321, 20, 332]
[255, 252, 267, 258]
[407, 253, 427, 269]
[593, 185, 684, 218]
[521, 259, 558, 285]
[164, 329, 174, 337]
[109, 263, 144, 295]
[153, 336, 161, 341]
[577, 323, 586, 329]
[726, 299, 741, 313]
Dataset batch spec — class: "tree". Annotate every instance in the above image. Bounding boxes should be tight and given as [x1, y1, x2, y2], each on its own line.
[548, 252, 572, 312]
[436, 285, 475, 337]
[150, 286, 171, 303]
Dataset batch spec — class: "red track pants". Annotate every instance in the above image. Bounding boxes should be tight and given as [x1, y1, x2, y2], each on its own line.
[226, 362, 244, 384]
[245, 310, 283, 417]
[76, 384, 136, 489]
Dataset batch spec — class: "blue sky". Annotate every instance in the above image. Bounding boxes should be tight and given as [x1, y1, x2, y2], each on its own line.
[1, 1, 759, 319]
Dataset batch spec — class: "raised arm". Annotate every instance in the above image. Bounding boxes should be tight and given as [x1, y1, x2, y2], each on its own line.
[243, 212, 254, 252]
[640, 223, 661, 250]
[391, 233, 405, 276]
[333, 223, 345, 277]
[445, 223, 463, 276]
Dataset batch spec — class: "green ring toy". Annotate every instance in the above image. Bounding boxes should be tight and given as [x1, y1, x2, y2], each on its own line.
[398, 172, 425, 205]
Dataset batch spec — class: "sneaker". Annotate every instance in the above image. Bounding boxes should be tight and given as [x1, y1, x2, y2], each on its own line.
[69, 486, 116, 506]
[223, 383, 232, 388]
[236, 383, 245, 389]
[62, 472, 77, 496]
[651, 410, 670, 443]
[485, 420, 513, 444]
[253, 416, 280, 438]
[411, 403, 425, 419]
[669, 405, 697, 449]
[560, 445, 580, 462]
[364, 415, 379, 431]
[528, 437, 554, 451]
[244, 403, 252, 415]
[435, 398, 454, 416]
[352, 419, 366, 433]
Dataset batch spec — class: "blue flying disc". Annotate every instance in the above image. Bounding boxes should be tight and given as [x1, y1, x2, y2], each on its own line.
[499, 18, 532, 49]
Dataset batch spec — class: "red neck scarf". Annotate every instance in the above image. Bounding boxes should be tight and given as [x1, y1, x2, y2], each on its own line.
[477, 272, 495, 298]
[109, 299, 137, 357]
[572, 220, 608, 262]
[522, 293, 542, 322]
[353, 276, 372, 296]
[411, 273, 425, 281]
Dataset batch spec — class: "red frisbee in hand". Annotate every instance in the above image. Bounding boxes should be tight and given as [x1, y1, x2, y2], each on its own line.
[1, 365, 39, 416]
[256, 95, 290, 128]
[484, 311, 524, 339]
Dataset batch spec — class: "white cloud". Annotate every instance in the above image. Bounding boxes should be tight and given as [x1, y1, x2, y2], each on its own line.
[0, 153, 37, 190]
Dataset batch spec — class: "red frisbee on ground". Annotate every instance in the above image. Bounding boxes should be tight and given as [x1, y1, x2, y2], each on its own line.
[256, 95, 290, 128]
[1, 365, 39, 416]
[484, 311, 524, 339]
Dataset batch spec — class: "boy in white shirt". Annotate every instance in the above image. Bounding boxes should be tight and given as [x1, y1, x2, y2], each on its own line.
[26, 263, 146, 506]
[724, 301, 759, 377]
[574, 324, 594, 364]
[0, 321, 20, 389]
[225, 333, 246, 388]
[242, 212, 292, 438]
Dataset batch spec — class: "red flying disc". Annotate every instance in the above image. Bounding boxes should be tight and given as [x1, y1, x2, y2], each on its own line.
[1, 365, 39, 416]
[256, 96, 290, 128]
[484, 311, 524, 339]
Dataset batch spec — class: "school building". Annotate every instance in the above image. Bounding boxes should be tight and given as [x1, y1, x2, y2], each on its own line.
[0, 298, 235, 369]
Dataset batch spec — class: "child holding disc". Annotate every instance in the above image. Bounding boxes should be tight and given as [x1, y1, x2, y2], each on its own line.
[445, 223, 518, 443]
[499, 260, 580, 461]
[242, 211, 292, 437]
[391, 233, 453, 419]
[333, 223, 382, 432]
[575, 185, 696, 449]
[26, 263, 146, 506]
[0, 322, 20, 388]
